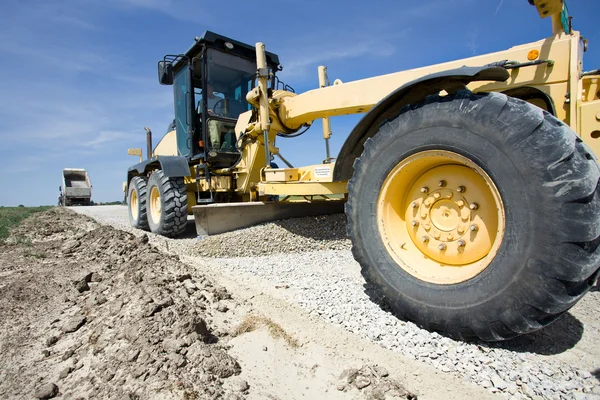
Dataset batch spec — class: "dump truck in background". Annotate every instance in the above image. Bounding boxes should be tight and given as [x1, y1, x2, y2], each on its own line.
[59, 168, 92, 206]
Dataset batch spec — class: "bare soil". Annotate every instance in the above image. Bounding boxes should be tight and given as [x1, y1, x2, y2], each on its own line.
[0, 208, 245, 399]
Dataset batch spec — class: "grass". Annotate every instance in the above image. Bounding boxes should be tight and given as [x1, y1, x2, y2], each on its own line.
[0, 206, 52, 242]
[233, 315, 299, 348]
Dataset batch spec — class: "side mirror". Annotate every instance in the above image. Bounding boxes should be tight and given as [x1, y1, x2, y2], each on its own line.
[158, 61, 174, 85]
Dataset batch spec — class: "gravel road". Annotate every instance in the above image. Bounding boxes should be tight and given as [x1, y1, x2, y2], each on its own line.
[73, 205, 600, 400]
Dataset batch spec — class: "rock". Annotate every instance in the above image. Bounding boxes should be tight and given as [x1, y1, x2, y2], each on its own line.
[214, 286, 231, 301]
[577, 370, 593, 379]
[61, 316, 86, 333]
[90, 272, 103, 282]
[73, 279, 90, 293]
[34, 383, 58, 399]
[336, 383, 346, 391]
[61, 349, 75, 361]
[177, 273, 192, 282]
[127, 349, 141, 362]
[172, 354, 187, 369]
[45, 336, 59, 347]
[41, 349, 51, 357]
[137, 234, 149, 245]
[59, 366, 73, 379]
[163, 338, 183, 353]
[158, 296, 174, 308]
[110, 300, 124, 316]
[131, 366, 147, 379]
[491, 376, 507, 390]
[373, 365, 389, 378]
[521, 384, 536, 399]
[233, 378, 249, 392]
[354, 375, 371, 389]
[340, 368, 359, 384]
[94, 294, 108, 305]
[184, 280, 197, 292]
[193, 317, 210, 338]
[62, 240, 80, 253]
[102, 369, 116, 382]
[216, 303, 229, 313]
[541, 367, 554, 377]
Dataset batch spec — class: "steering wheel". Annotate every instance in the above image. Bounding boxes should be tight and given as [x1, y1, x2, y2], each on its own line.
[212, 99, 226, 117]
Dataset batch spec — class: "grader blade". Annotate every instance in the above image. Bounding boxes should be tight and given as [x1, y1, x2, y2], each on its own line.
[191, 201, 345, 236]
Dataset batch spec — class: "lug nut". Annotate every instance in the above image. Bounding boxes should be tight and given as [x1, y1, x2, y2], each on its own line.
[421, 186, 429, 193]
[421, 236, 429, 243]
[456, 200, 465, 207]
[433, 193, 441, 199]
[469, 202, 479, 210]
[411, 220, 419, 226]
[457, 226, 465, 234]
[411, 201, 418, 208]
[457, 186, 466, 193]
[470, 224, 479, 232]
[458, 239, 466, 247]
[438, 243, 447, 250]
[439, 180, 447, 187]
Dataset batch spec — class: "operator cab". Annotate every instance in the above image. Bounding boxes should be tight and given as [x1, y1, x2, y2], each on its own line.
[157, 31, 281, 168]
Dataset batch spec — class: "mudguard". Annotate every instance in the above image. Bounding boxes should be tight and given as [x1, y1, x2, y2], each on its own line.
[126, 155, 190, 187]
[332, 65, 509, 182]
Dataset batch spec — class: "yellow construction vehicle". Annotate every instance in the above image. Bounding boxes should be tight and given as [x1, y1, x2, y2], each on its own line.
[125, 0, 600, 341]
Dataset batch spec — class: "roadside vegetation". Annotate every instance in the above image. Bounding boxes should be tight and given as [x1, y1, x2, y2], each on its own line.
[0, 206, 52, 242]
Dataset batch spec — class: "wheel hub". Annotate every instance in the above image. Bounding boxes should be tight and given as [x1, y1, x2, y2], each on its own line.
[150, 186, 161, 224]
[131, 190, 139, 220]
[429, 197, 461, 232]
[405, 164, 498, 265]
[377, 150, 505, 284]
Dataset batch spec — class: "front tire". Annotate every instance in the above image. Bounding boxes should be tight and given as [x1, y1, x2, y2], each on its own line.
[146, 170, 188, 237]
[346, 90, 600, 341]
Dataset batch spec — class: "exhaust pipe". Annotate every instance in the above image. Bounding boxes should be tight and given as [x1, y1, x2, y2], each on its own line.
[144, 127, 153, 159]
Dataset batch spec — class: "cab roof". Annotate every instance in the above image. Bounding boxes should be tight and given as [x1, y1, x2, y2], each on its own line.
[179, 31, 280, 67]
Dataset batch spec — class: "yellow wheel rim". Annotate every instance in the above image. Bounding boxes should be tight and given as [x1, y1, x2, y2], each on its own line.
[130, 189, 139, 221]
[377, 150, 505, 284]
[150, 186, 162, 224]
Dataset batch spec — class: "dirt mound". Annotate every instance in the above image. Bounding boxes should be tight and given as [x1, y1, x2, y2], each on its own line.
[0, 208, 244, 400]
[191, 213, 352, 258]
[8, 207, 97, 241]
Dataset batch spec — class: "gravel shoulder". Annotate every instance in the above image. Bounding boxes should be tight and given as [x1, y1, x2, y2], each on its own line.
[72, 205, 600, 400]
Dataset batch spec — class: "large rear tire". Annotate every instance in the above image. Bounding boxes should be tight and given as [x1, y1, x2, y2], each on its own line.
[146, 170, 188, 237]
[346, 90, 600, 341]
[128, 176, 149, 230]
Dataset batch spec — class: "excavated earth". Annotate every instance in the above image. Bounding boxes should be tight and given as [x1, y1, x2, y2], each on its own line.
[0, 209, 246, 399]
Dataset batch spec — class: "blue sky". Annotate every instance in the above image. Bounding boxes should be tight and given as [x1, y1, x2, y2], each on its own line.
[0, 0, 598, 206]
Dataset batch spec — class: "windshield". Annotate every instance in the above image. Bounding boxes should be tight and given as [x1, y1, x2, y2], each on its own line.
[194, 49, 255, 119]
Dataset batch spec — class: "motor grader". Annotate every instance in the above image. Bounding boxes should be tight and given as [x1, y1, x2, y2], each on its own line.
[125, 0, 600, 341]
